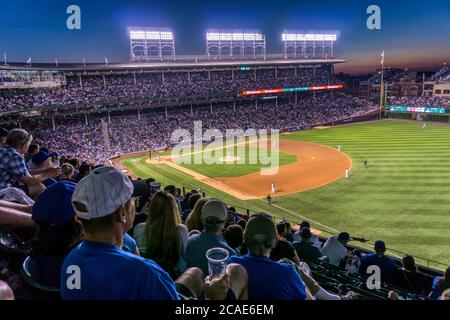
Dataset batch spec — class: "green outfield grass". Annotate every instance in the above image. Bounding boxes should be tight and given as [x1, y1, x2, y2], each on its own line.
[123, 120, 450, 270]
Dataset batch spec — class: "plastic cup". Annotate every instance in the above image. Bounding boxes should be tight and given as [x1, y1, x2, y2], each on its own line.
[206, 247, 229, 279]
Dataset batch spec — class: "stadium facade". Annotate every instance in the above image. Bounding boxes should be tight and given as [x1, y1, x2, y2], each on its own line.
[0, 58, 346, 121]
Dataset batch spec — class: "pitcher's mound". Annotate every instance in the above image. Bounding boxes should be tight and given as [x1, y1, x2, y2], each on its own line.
[218, 156, 241, 163]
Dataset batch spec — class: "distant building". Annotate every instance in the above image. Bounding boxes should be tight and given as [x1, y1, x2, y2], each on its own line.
[359, 66, 450, 101]
[424, 65, 450, 97]
[433, 83, 450, 97]
[359, 68, 422, 102]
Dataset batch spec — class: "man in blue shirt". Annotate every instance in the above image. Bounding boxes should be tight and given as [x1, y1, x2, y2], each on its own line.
[186, 199, 236, 276]
[360, 240, 397, 284]
[228, 212, 311, 300]
[61, 166, 205, 300]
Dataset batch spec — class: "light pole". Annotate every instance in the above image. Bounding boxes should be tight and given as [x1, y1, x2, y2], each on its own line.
[379, 50, 385, 119]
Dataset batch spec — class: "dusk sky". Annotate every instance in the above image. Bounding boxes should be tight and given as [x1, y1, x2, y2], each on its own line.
[0, 0, 449, 74]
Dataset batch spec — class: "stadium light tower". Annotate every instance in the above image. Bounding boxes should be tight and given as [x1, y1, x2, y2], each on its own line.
[206, 29, 266, 60]
[128, 27, 175, 62]
[281, 30, 339, 59]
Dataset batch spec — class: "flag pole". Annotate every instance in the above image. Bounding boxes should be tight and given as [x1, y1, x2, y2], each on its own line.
[379, 51, 385, 119]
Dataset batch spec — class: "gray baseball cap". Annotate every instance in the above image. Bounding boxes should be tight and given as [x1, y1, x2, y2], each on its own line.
[244, 212, 277, 245]
[72, 166, 134, 220]
[201, 199, 227, 224]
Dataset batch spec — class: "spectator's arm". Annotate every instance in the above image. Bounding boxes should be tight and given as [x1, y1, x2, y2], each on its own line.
[292, 250, 301, 266]
[0, 200, 32, 213]
[279, 258, 318, 300]
[28, 168, 52, 175]
[19, 167, 60, 186]
[305, 288, 314, 300]
[0, 205, 36, 227]
[388, 291, 404, 300]
[0, 280, 14, 300]
[351, 236, 368, 243]
[204, 272, 230, 300]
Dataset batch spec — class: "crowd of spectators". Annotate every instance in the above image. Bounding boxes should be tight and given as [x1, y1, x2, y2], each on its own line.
[390, 96, 450, 108]
[16, 94, 377, 164]
[0, 126, 449, 301]
[0, 67, 337, 112]
[430, 66, 450, 83]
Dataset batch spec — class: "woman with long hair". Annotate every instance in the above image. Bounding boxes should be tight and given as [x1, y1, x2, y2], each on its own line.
[185, 197, 209, 233]
[141, 190, 189, 280]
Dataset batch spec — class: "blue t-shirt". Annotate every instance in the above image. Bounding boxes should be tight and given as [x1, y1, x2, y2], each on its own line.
[228, 254, 307, 300]
[361, 253, 397, 284]
[123, 233, 138, 254]
[429, 276, 449, 300]
[43, 178, 58, 188]
[60, 240, 180, 300]
[186, 231, 236, 276]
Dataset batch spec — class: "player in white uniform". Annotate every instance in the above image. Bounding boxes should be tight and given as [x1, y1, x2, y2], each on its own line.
[345, 168, 349, 178]
[271, 182, 275, 194]
[337, 145, 341, 152]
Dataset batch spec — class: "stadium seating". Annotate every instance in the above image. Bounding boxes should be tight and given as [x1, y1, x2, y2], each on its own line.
[0, 67, 337, 112]
[0, 64, 448, 301]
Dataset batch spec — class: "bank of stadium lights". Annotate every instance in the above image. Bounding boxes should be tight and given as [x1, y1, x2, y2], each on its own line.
[129, 30, 174, 40]
[206, 30, 266, 60]
[128, 27, 175, 62]
[282, 31, 339, 58]
[206, 32, 264, 42]
[281, 33, 337, 42]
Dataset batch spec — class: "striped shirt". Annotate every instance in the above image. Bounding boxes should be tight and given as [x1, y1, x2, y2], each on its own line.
[0, 145, 28, 188]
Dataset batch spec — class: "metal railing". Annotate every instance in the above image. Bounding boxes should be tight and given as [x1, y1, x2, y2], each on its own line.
[198, 194, 449, 273]
[131, 53, 338, 63]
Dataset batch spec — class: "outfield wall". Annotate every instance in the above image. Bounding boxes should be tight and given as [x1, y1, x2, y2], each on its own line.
[387, 111, 450, 123]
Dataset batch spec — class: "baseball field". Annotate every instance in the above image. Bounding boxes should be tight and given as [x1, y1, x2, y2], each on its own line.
[122, 119, 450, 270]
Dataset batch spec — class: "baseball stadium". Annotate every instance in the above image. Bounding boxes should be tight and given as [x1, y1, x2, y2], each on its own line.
[0, 1, 450, 304]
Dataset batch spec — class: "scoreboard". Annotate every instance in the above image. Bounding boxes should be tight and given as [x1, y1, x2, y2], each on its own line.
[242, 84, 344, 96]
[388, 106, 450, 114]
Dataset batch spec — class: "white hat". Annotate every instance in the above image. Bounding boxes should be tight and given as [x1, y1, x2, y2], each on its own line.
[71, 166, 134, 220]
[201, 199, 227, 224]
